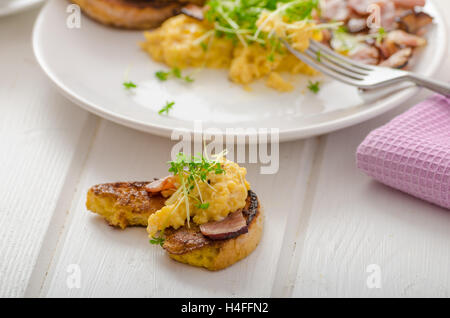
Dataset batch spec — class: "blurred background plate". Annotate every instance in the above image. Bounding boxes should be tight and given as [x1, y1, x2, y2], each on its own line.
[0, 0, 44, 17]
[33, 0, 447, 142]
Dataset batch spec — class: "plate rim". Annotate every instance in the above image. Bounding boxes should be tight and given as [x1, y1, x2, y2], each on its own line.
[0, 0, 44, 17]
[33, 0, 448, 142]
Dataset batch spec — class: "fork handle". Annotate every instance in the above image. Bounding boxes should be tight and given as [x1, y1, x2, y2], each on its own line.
[406, 74, 450, 97]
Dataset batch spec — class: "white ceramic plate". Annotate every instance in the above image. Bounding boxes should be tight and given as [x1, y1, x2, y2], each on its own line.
[33, 0, 447, 142]
[0, 0, 43, 17]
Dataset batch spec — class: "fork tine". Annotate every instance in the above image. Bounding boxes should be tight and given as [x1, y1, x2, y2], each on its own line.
[309, 40, 374, 72]
[306, 46, 369, 76]
[304, 48, 365, 80]
[281, 39, 362, 87]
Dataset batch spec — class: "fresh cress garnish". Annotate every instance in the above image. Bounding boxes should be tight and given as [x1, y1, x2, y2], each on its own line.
[155, 67, 194, 83]
[123, 81, 137, 90]
[158, 101, 175, 115]
[307, 80, 320, 93]
[149, 235, 165, 246]
[167, 153, 226, 227]
[205, 0, 319, 46]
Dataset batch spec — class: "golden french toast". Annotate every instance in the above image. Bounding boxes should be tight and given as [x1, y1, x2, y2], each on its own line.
[71, 0, 205, 29]
[164, 191, 263, 271]
[86, 181, 166, 229]
[86, 154, 264, 271]
[87, 180, 263, 271]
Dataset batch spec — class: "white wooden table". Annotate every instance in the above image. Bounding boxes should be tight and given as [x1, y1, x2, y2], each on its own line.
[1, 1, 449, 298]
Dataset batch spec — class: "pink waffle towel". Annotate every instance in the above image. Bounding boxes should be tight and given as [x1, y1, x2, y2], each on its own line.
[357, 94, 450, 209]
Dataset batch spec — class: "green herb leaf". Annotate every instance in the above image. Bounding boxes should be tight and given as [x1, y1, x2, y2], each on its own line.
[376, 27, 386, 45]
[200, 42, 208, 51]
[123, 81, 137, 90]
[205, 0, 319, 46]
[149, 235, 165, 247]
[155, 68, 194, 83]
[172, 67, 182, 79]
[167, 152, 226, 227]
[155, 71, 170, 81]
[196, 202, 210, 209]
[307, 80, 321, 94]
[158, 101, 175, 115]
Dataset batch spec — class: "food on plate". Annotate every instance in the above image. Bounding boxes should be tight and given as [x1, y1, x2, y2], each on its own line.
[141, 0, 323, 91]
[321, 0, 432, 68]
[86, 153, 263, 270]
[140, 0, 433, 90]
[71, 0, 206, 29]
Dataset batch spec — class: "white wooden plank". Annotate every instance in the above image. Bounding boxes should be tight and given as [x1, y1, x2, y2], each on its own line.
[0, 8, 94, 297]
[41, 120, 319, 297]
[291, 86, 450, 296]
[270, 137, 324, 297]
[24, 115, 99, 297]
[290, 0, 450, 296]
[5, 0, 448, 298]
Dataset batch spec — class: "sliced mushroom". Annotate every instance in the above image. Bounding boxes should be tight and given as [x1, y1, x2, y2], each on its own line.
[181, 4, 204, 21]
[347, 18, 368, 33]
[199, 210, 248, 240]
[144, 176, 177, 193]
[376, 42, 398, 59]
[392, 0, 426, 9]
[396, 10, 433, 34]
[321, 29, 332, 45]
[349, 45, 380, 65]
[348, 0, 397, 30]
[348, 0, 374, 15]
[386, 29, 426, 47]
[379, 47, 412, 68]
[321, 0, 350, 21]
[379, 0, 397, 30]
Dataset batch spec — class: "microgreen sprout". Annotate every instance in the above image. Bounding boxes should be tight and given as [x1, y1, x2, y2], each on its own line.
[196, 202, 210, 210]
[123, 81, 137, 90]
[376, 27, 386, 45]
[149, 233, 165, 246]
[167, 152, 226, 227]
[155, 71, 169, 81]
[200, 42, 208, 51]
[307, 80, 321, 94]
[205, 0, 319, 46]
[158, 101, 175, 115]
[155, 67, 195, 83]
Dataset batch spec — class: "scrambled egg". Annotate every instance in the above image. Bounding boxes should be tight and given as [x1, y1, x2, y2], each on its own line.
[147, 159, 250, 237]
[140, 14, 322, 92]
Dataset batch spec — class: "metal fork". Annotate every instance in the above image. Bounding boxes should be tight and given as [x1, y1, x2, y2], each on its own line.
[282, 39, 450, 96]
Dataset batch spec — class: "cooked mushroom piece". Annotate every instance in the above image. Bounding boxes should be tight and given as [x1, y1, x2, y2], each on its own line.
[348, 0, 396, 30]
[321, 0, 350, 21]
[392, 0, 426, 9]
[181, 4, 204, 21]
[199, 210, 248, 240]
[386, 30, 427, 47]
[376, 39, 399, 59]
[396, 10, 433, 34]
[347, 18, 367, 33]
[379, 47, 412, 68]
[349, 45, 380, 65]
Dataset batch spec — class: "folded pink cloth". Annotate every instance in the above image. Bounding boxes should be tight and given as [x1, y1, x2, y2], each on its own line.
[357, 94, 450, 209]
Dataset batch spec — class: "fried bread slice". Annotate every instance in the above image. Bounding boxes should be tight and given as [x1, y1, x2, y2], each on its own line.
[164, 191, 263, 270]
[86, 182, 263, 270]
[86, 181, 166, 229]
[71, 0, 204, 29]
